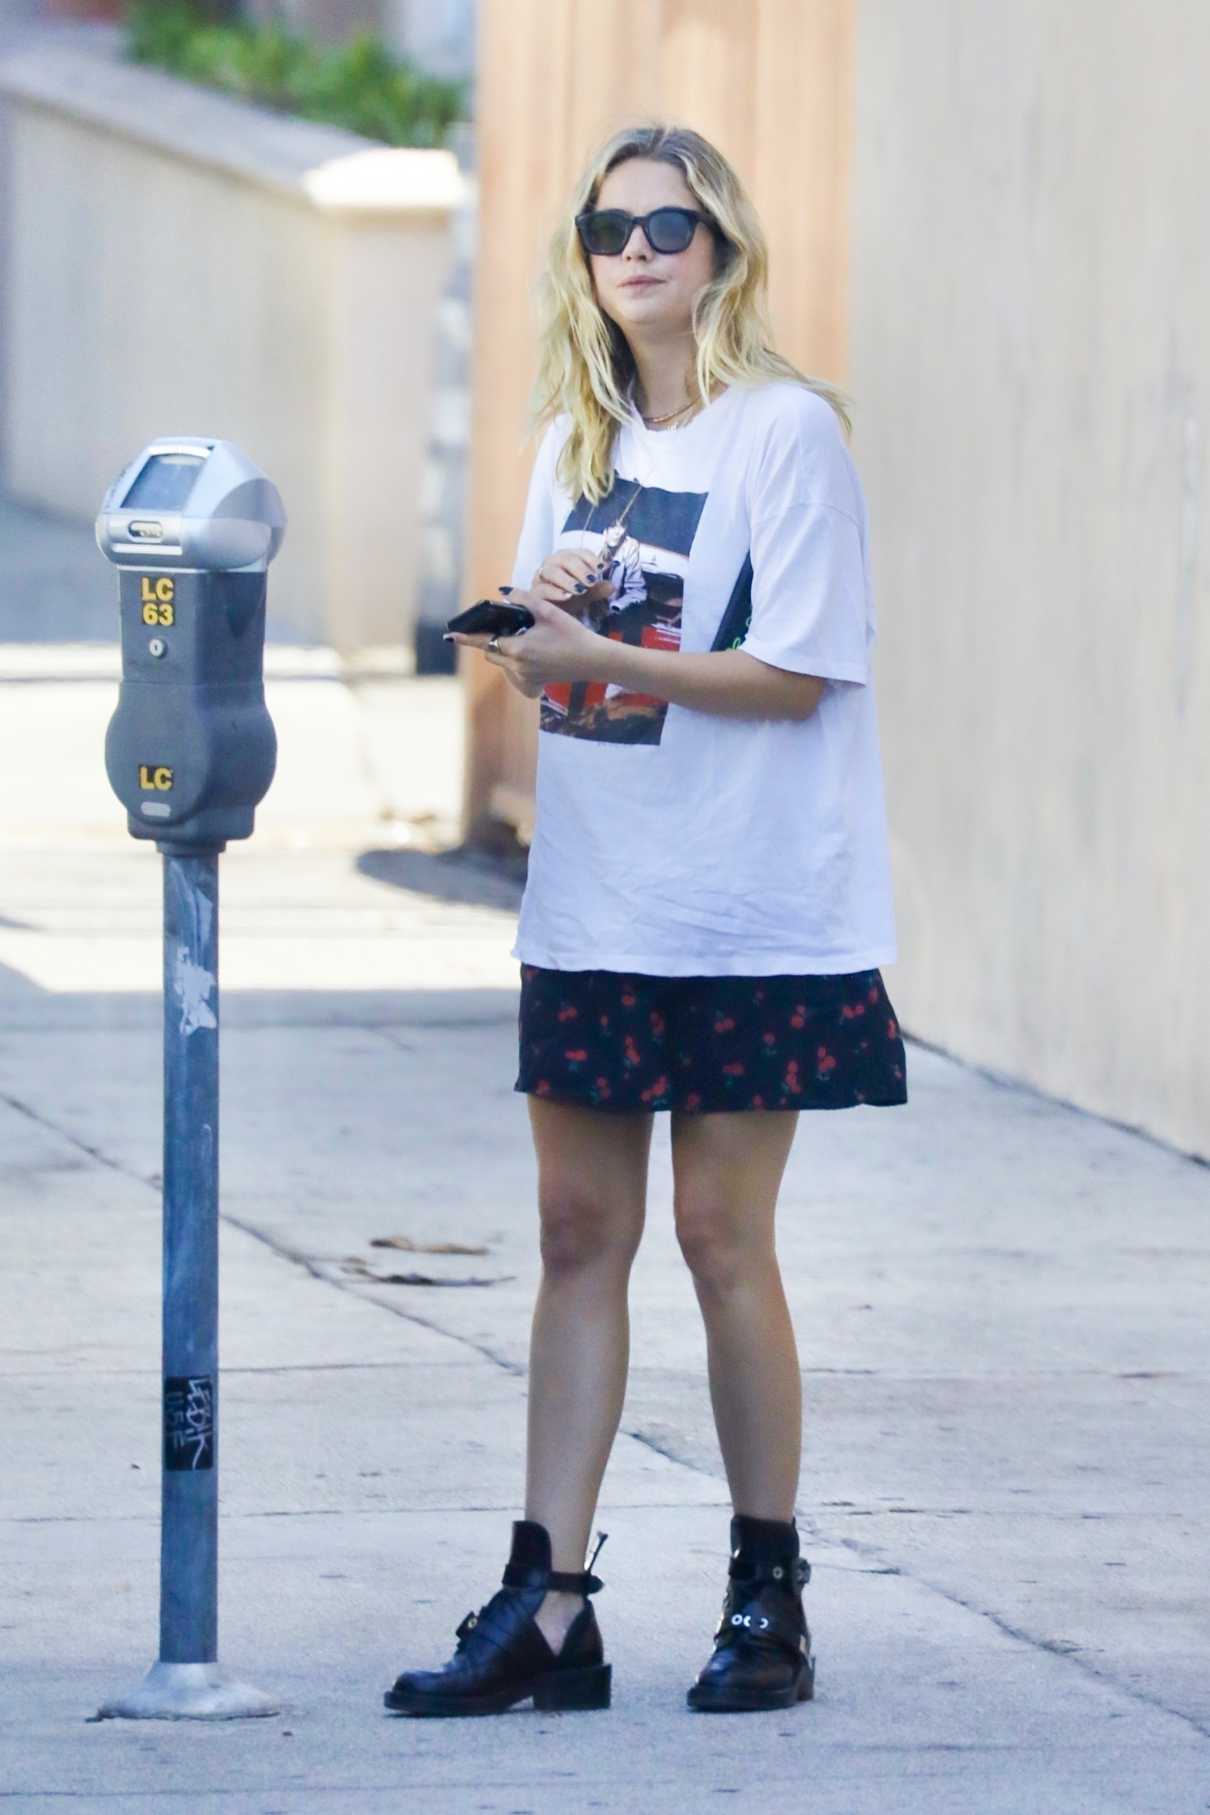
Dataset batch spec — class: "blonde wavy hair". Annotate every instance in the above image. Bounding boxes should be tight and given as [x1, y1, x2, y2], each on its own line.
[527, 121, 853, 505]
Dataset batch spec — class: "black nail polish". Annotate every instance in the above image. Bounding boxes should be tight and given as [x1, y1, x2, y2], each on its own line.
[573, 582, 586, 594]
[499, 584, 514, 594]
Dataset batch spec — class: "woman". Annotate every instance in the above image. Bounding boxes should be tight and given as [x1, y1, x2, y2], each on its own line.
[384, 121, 907, 1719]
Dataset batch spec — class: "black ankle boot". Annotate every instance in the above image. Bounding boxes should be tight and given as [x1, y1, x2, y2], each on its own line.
[686, 1513, 816, 1713]
[384, 1521, 611, 1717]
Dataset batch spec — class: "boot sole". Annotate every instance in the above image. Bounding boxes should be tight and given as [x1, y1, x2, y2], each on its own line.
[686, 1653, 815, 1713]
[384, 1661, 612, 1718]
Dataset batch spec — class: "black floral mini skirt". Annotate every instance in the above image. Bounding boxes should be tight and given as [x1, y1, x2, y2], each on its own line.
[515, 964, 908, 1115]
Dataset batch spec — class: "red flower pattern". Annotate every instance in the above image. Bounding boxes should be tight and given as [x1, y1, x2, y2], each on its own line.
[517, 966, 906, 1112]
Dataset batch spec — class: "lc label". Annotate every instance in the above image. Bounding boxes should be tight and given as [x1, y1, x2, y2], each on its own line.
[140, 575, 175, 626]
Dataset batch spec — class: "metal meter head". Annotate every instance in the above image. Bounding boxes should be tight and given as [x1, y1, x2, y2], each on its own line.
[97, 438, 286, 854]
[96, 437, 286, 570]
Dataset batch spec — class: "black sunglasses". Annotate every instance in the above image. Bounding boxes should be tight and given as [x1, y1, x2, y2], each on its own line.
[574, 206, 715, 257]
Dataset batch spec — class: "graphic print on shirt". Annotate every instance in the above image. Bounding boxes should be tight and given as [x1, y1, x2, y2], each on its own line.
[540, 474, 708, 746]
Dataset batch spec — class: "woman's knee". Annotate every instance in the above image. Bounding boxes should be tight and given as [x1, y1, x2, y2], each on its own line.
[674, 1196, 771, 1293]
[538, 1186, 643, 1277]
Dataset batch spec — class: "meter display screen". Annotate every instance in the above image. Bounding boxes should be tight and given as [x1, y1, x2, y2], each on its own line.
[122, 452, 206, 512]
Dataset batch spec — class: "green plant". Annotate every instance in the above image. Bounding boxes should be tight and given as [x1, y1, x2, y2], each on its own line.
[123, 1, 468, 148]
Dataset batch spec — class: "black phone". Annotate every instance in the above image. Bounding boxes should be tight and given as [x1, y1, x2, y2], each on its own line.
[446, 598, 536, 636]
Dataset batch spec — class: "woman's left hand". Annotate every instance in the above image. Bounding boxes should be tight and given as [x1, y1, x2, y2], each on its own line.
[448, 590, 605, 692]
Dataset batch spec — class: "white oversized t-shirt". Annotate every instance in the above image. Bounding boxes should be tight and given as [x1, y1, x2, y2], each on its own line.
[507, 378, 898, 976]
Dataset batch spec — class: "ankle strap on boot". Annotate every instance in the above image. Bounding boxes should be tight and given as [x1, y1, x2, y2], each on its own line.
[503, 1529, 608, 1596]
[728, 1552, 811, 1589]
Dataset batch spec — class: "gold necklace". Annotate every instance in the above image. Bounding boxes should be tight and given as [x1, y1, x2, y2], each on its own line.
[640, 398, 695, 426]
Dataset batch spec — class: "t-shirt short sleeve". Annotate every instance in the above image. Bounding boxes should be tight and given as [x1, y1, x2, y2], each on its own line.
[740, 390, 871, 687]
[508, 418, 565, 592]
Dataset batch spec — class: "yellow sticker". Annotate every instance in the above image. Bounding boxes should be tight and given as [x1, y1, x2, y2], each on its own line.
[138, 765, 174, 792]
[139, 576, 175, 625]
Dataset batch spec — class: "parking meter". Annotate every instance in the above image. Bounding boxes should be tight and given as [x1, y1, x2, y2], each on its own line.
[95, 438, 285, 1722]
[97, 438, 283, 852]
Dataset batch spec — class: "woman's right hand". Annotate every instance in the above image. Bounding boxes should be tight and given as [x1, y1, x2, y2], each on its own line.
[499, 665, 546, 700]
[493, 544, 605, 693]
[488, 551, 603, 699]
[530, 549, 606, 608]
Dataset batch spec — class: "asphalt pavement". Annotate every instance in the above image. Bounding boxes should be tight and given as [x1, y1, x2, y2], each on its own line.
[1, 489, 1209, 1812]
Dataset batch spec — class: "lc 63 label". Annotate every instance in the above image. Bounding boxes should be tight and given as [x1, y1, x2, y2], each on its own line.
[140, 575, 175, 626]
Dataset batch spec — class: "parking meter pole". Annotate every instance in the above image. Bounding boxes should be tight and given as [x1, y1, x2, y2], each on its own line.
[160, 851, 220, 1665]
[97, 847, 275, 1722]
[96, 439, 284, 1722]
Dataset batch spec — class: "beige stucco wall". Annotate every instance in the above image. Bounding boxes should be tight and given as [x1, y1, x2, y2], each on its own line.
[850, 2, 1209, 1157]
[0, 33, 463, 651]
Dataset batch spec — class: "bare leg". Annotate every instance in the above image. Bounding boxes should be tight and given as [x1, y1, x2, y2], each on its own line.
[524, 1097, 654, 1650]
[670, 1110, 803, 1519]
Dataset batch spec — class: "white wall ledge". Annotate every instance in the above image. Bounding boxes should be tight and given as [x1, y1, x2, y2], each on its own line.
[0, 22, 467, 647]
[0, 26, 465, 215]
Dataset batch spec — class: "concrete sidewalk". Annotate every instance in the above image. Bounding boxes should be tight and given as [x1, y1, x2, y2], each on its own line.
[1, 494, 1209, 1811]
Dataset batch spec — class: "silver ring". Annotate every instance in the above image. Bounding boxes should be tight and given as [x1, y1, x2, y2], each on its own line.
[488, 634, 501, 652]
